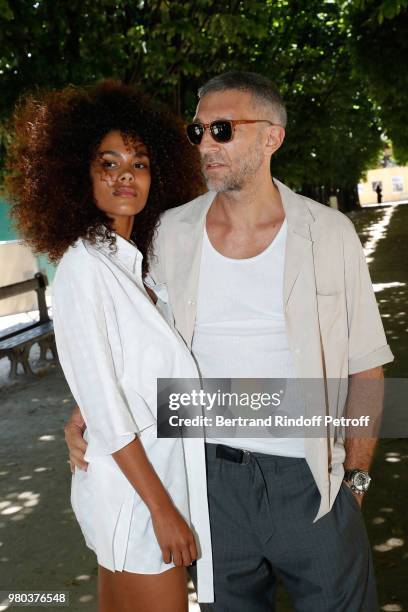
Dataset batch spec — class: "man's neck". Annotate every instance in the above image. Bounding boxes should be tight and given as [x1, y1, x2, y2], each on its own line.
[209, 175, 283, 229]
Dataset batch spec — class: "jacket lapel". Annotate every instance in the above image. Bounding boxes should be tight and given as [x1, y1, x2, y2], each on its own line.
[274, 179, 314, 310]
[165, 191, 216, 348]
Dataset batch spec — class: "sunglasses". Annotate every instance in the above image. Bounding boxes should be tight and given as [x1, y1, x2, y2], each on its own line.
[186, 119, 278, 145]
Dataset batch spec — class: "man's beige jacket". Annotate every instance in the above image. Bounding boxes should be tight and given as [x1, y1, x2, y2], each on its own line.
[150, 178, 393, 521]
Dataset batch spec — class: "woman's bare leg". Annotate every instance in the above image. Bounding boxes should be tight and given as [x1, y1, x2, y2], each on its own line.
[98, 566, 118, 612]
[98, 564, 188, 612]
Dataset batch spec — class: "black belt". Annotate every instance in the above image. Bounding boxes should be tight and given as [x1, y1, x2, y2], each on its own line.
[215, 444, 251, 464]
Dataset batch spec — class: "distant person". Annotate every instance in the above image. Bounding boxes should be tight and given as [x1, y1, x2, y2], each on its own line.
[376, 184, 383, 203]
[5, 81, 214, 612]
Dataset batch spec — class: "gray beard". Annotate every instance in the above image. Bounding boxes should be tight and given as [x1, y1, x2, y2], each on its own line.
[203, 142, 264, 193]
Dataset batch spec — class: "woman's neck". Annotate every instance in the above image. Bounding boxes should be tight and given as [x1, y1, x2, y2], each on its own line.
[112, 215, 135, 241]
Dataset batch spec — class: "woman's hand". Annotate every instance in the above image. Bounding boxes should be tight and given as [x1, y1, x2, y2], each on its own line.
[64, 406, 88, 473]
[151, 502, 198, 566]
[112, 437, 198, 567]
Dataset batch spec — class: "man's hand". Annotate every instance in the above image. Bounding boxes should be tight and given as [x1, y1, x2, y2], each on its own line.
[65, 406, 88, 473]
[343, 481, 364, 508]
[353, 492, 364, 508]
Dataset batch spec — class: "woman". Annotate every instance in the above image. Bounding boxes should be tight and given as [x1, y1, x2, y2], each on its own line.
[6, 81, 213, 611]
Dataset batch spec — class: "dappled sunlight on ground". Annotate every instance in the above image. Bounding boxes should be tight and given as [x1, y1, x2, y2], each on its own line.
[342, 203, 408, 612]
[361, 205, 397, 264]
[0, 371, 99, 610]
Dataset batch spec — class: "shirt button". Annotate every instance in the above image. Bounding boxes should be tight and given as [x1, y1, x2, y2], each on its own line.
[187, 300, 195, 306]
[294, 348, 301, 355]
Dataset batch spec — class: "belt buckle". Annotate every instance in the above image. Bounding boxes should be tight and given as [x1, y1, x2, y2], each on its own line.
[241, 450, 251, 464]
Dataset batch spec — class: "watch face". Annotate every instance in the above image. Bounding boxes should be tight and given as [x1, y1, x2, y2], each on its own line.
[353, 471, 371, 492]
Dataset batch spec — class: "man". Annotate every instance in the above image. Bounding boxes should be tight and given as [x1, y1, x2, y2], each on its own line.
[66, 71, 393, 611]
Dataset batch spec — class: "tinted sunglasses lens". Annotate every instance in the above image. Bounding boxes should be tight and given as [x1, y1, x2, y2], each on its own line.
[211, 121, 233, 142]
[186, 123, 204, 145]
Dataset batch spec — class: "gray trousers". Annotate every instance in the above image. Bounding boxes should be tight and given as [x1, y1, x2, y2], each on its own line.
[191, 443, 378, 612]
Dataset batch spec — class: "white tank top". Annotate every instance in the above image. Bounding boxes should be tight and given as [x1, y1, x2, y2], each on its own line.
[192, 219, 305, 457]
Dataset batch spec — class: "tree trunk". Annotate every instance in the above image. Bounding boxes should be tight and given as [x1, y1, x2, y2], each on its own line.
[337, 185, 361, 212]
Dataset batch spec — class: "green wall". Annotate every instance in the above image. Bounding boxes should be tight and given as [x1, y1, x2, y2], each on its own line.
[0, 198, 16, 241]
[0, 198, 55, 283]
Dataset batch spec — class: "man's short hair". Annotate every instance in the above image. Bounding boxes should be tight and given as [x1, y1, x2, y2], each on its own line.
[198, 71, 287, 128]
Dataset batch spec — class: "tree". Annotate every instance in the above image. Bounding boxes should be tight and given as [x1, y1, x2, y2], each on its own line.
[251, 1, 383, 209]
[346, 1, 408, 163]
[0, 0, 396, 210]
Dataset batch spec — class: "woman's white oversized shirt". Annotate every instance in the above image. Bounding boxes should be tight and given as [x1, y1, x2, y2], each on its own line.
[52, 236, 214, 603]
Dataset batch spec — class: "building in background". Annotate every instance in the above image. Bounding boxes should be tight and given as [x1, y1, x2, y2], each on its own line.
[358, 148, 408, 206]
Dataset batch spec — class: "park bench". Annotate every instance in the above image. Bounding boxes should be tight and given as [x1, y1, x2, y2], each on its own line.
[0, 272, 56, 379]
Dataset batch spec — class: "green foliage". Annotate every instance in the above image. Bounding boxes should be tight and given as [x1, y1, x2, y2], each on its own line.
[346, 1, 408, 163]
[0, 0, 405, 207]
[252, 1, 383, 194]
[353, 0, 408, 22]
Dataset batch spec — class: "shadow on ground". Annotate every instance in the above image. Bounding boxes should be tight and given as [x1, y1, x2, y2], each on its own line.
[0, 366, 98, 611]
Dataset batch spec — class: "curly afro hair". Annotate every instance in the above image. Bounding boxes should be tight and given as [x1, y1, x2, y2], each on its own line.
[5, 80, 205, 274]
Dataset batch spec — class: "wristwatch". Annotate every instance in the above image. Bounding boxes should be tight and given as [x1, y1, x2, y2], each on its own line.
[344, 469, 371, 495]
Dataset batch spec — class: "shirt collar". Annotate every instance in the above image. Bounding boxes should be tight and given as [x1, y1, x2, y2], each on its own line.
[92, 233, 143, 274]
